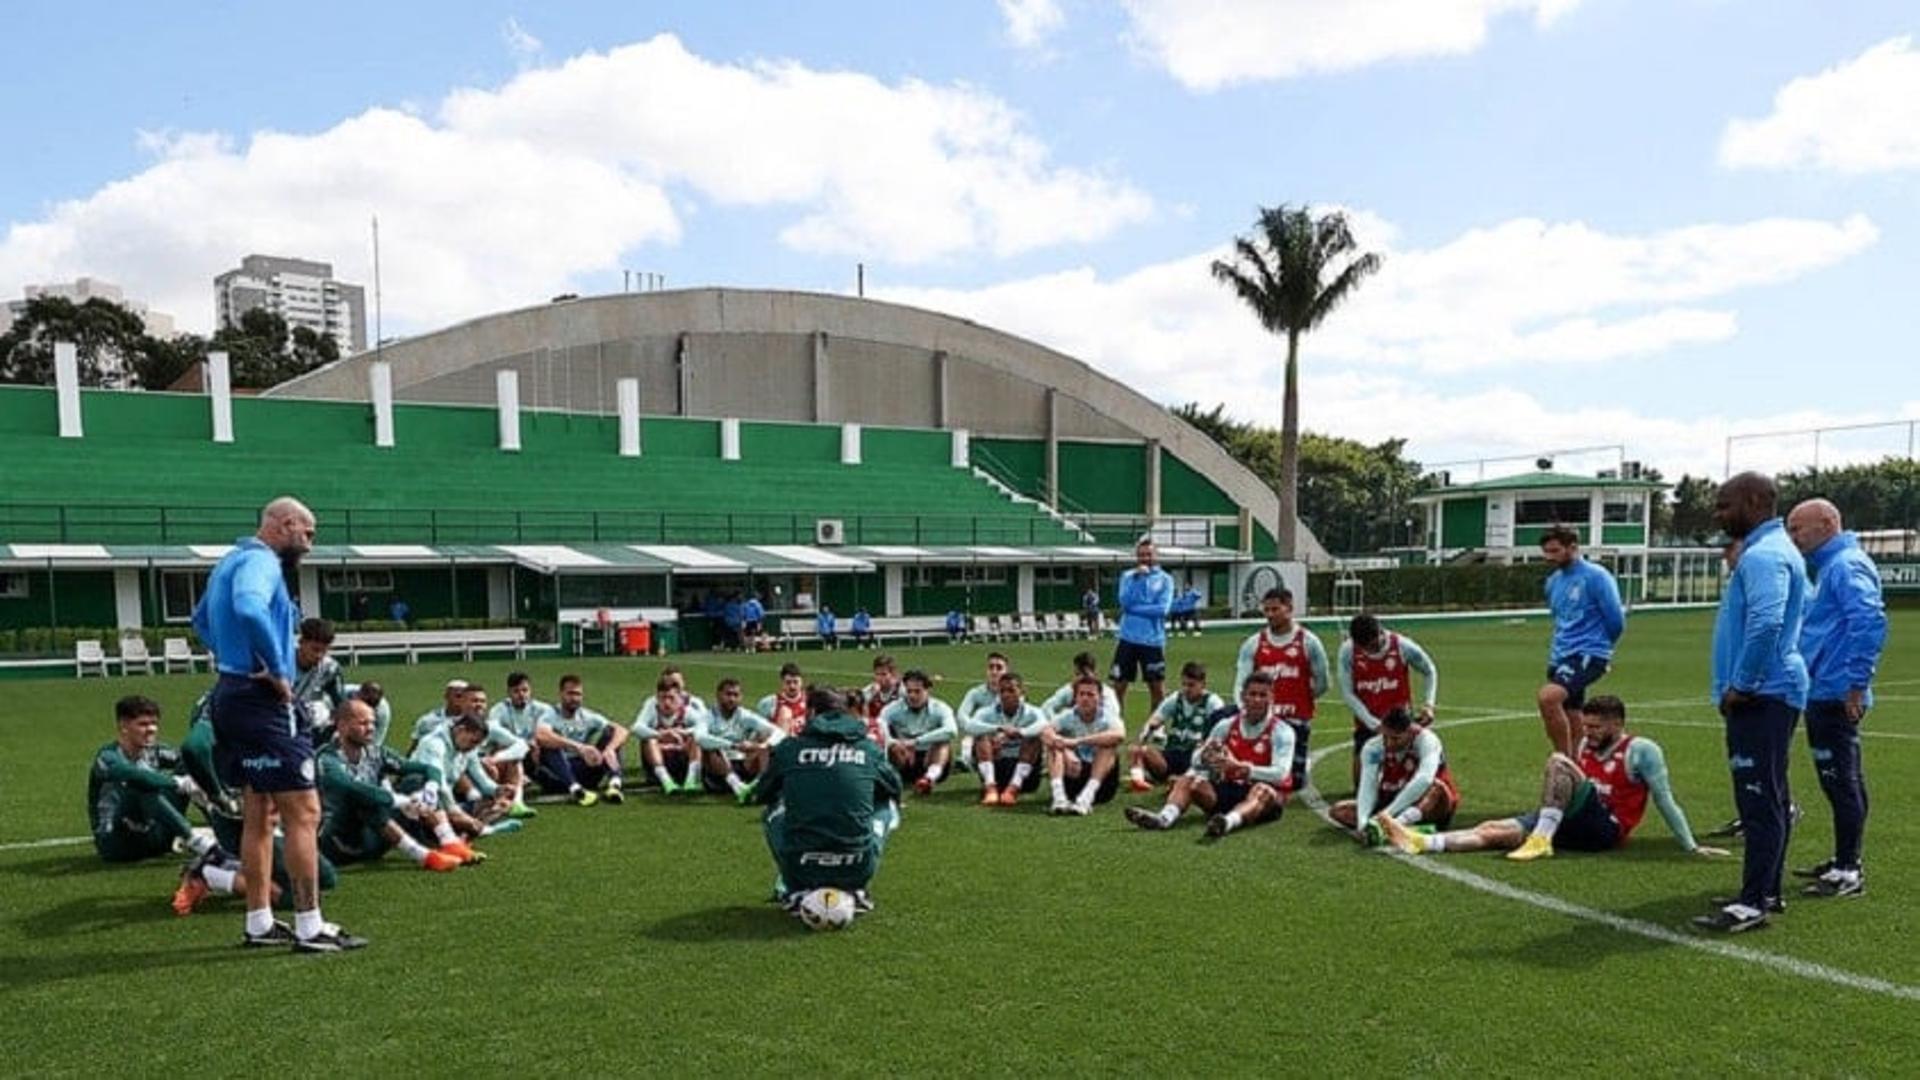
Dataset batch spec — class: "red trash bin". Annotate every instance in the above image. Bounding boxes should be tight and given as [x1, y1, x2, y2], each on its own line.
[620, 621, 652, 656]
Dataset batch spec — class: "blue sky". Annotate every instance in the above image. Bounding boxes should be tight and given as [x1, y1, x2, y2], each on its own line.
[3, 1, 1917, 478]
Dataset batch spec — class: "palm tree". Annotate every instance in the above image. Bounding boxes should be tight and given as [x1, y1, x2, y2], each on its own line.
[1211, 205, 1382, 561]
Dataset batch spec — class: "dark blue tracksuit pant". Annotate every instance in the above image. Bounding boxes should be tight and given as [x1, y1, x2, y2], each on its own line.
[1805, 699, 1869, 871]
[1725, 696, 1799, 909]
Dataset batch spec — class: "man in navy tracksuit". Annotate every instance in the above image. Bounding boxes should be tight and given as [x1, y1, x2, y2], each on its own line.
[1696, 473, 1808, 934]
[1786, 498, 1887, 899]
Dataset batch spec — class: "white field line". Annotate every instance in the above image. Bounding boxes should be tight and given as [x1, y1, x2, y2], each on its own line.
[1296, 708, 1920, 1004]
[0, 835, 89, 852]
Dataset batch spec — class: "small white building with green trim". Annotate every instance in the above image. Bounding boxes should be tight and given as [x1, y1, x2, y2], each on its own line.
[1412, 470, 1669, 594]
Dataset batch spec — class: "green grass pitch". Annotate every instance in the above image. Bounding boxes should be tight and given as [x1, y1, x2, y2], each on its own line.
[1, 608, 1915, 1075]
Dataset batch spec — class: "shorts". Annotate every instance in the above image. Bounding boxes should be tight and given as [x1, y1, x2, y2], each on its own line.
[1160, 747, 1194, 776]
[990, 757, 1044, 792]
[1063, 762, 1119, 804]
[1546, 655, 1611, 711]
[1110, 640, 1168, 683]
[1516, 780, 1620, 851]
[895, 748, 942, 783]
[210, 674, 316, 793]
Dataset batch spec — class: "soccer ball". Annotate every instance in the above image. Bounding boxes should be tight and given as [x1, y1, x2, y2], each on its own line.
[795, 887, 856, 931]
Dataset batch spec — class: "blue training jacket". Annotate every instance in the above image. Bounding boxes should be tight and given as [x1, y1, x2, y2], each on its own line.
[1116, 566, 1173, 648]
[1711, 517, 1809, 708]
[1801, 532, 1888, 706]
[191, 537, 297, 680]
[1544, 557, 1625, 662]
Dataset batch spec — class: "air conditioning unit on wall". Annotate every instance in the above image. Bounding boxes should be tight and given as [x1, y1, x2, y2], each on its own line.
[815, 518, 845, 545]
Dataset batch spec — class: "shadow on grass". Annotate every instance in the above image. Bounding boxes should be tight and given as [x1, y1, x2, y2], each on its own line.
[0, 942, 260, 993]
[641, 904, 798, 943]
[15, 893, 181, 939]
[0, 852, 106, 879]
[1449, 891, 1728, 972]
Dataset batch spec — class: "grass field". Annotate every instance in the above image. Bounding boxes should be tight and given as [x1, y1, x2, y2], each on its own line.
[2, 607, 1915, 1076]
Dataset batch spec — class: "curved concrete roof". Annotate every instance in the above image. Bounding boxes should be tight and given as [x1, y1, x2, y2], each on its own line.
[271, 288, 1322, 561]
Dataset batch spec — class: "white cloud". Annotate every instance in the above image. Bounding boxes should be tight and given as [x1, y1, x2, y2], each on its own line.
[999, 0, 1066, 50]
[1720, 36, 1920, 173]
[1122, 0, 1580, 91]
[0, 33, 1151, 332]
[874, 209, 1885, 477]
[501, 17, 543, 63]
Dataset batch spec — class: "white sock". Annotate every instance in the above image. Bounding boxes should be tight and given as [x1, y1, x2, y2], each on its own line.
[1075, 785, 1097, 809]
[1533, 807, 1564, 840]
[1010, 763, 1032, 790]
[434, 821, 458, 845]
[1051, 779, 1068, 804]
[1224, 810, 1244, 832]
[397, 835, 430, 864]
[685, 759, 703, 786]
[1427, 834, 1448, 852]
[726, 773, 747, 794]
[245, 907, 274, 936]
[978, 761, 997, 786]
[570, 782, 586, 796]
[204, 864, 238, 894]
[1396, 806, 1424, 826]
[607, 774, 623, 790]
[1158, 803, 1181, 825]
[926, 764, 944, 783]
[1129, 766, 1147, 783]
[294, 908, 324, 939]
[653, 766, 674, 786]
[960, 736, 975, 764]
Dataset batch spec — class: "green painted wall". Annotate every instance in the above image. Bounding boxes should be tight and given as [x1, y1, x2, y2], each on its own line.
[1601, 524, 1648, 546]
[1441, 498, 1488, 549]
[864, 427, 949, 468]
[0, 569, 117, 628]
[0, 385, 58, 435]
[819, 573, 884, 614]
[742, 421, 838, 463]
[974, 437, 1045, 496]
[1160, 450, 1239, 515]
[388, 402, 494, 451]
[85, 390, 211, 441]
[900, 576, 1017, 616]
[1058, 442, 1146, 514]
[642, 417, 721, 458]
[1513, 524, 1592, 547]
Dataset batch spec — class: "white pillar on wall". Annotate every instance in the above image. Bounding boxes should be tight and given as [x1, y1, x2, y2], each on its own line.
[370, 361, 395, 448]
[1016, 565, 1036, 614]
[54, 341, 83, 438]
[497, 369, 522, 452]
[951, 428, 970, 468]
[841, 422, 862, 465]
[883, 564, 904, 616]
[721, 417, 741, 461]
[617, 378, 641, 457]
[487, 567, 512, 620]
[298, 565, 321, 619]
[113, 568, 142, 631]
[208, 350, 233, 443]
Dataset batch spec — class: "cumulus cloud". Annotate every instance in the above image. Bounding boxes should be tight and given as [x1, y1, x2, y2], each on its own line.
[1122, 0, 1581, 91]
[999, 0, 1066, 50]
[1720, 36, 1920, 173]
[874, 209, 1886, 477]
[0, 33, 1151, 332]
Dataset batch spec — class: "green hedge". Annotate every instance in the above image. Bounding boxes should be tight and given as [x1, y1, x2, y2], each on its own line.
[1309, 564, 1552, 613]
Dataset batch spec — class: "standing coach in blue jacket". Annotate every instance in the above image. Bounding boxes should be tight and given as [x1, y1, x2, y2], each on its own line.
[1110, 538, 1175, 713]
[1786, 497, 1887, 900]
[1696, 473, 1808, 934]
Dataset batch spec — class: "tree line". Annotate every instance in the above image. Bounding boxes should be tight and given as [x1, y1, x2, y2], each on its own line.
[0, 294, 338, 390]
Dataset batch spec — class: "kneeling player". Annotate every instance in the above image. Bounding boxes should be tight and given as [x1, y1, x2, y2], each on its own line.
[1125, 672, 1294, 840]
[961, 672, 1050, 806]
[316, 700, 475, 872]
[1330, 707, 1459, 838]
[1044, 676, 1124, 815]
[1128, 661, 1224, 792]
[631, 675, 706, 795]
[695, 677, 783, 801]
[90, 695, 214, 864]
[1381, 695, 1725, 862]
[758, 686, 902, 914]
[537, 674, 631, 804]
[880, 669, 958, 794]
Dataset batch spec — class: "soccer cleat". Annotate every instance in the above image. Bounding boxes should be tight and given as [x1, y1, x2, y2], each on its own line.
[293, 924, 370, 953]
[998, 786, 1020, 807]
[1791, 860, 1836, 880]
[421, 850, 462, 873]
[1376, 813, 1429, 854]
[573, 788, 599, 807]
[1506, 834, 1554, 862]
[736, 780, 759, 807]
[1070, 801, 1092, 817]
[242, 920, 296, 948]
[170, 865, 212, 917]
[1711, 894, 1786, 914]
[1802, 870, 1864, 899]
[978, 785, 1000, 806]
[1704, 816, 1744, 840]
[481, 819, 524, 837]
[1126, 777, 1153, 794]
[913, 776, 934, 796]
[507, 802, 539, 819]
[1201, 814, 1230, 841]
[1125, 806, 1168, 830]
[438, 840, 479, 864]
[1049, 798, 1072, 816]
[852, 889, 875, 914]
[1361, 819, 1385, 848]
[1691, 904, 1769, 934]
[603, 785, 625, 806]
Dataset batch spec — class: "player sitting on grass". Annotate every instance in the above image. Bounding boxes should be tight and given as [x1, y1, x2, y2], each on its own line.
[294, 618, 347, 745]
[1337, 613, 1438, 789]
[1126, 672, 1294, 840]
[633, 674, 707, 795]
[760, 662, 811, 736]
[695, 677, 783, 802]
[963, 672, 1050, 807]
[91, 695, 218, 865]
[1330, 707, 1459, 840]
[537, 674, 630, 804]
[1379, 695, 1726, 862]
[954, 652, 1010, 773]
[758, 686, 902, 916]
[1043, 675, 1125, 815]
[862, 653, 906, 726]
[1129, 661, 1225, 792]
[490, 671, 557, 818]
[881, 669, 958, 795]
[315, 699, 473, 873]
[459, 685, 533, 817]
[411, 710, 514, 837]
[1041, 651, 1123, 720]
[343, 681, 393, 749]
[409, 678, 470, 750]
